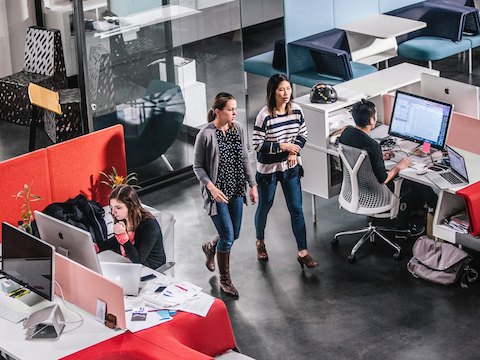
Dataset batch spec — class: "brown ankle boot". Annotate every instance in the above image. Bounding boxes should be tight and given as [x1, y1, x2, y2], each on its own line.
[201, 236, 218, 272]
[217, 251, 239, 298]
[256, 240, 269, 262]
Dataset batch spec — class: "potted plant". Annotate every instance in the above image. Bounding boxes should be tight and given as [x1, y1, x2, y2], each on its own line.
[12, 183, 42, 234]
[100, 166, 140, 190]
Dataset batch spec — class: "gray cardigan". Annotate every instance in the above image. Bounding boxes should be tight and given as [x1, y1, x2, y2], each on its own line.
[193, 122, 257, 216]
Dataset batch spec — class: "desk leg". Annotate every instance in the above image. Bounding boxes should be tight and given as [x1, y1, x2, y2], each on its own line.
[312, 195, 316, 224]
[29, 119, 37, 152]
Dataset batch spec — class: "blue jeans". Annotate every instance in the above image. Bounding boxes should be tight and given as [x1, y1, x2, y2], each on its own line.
[210, 196, 244, 252]
[255, 168, 307, 251]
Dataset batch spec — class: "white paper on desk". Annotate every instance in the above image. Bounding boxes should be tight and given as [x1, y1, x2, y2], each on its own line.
[125, 310, 173, 332]
[143, 281, 201, 308]
[170, 292, 215, 317]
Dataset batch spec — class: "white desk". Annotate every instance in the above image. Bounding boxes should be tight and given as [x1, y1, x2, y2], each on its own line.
[0, 294, 121, 360]
[338, 14, 426, 39]
[337, 14, 426, 66]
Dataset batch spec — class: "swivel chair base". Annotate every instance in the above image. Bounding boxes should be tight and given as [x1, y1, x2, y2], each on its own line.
[332, 222, 410, 264]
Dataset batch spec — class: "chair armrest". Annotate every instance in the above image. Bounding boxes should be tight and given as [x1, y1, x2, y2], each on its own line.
[389, 177, 405, 218]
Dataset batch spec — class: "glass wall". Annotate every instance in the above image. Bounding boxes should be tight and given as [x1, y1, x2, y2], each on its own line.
[79, 0, 247, 185]
[0, 0, 246, 188]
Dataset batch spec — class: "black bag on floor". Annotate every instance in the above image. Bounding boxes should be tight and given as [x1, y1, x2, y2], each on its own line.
[407, 236, 478, 288]
[32, 194, 108, 244]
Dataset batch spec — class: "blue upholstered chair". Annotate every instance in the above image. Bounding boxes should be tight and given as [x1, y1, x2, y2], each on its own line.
[288, 29, 377, 88]
[389, 2, 476, 72]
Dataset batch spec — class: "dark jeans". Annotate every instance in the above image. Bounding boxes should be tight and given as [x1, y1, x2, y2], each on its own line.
[254, 167, 307, 251]
[210, 195, 244, 252]
[396, 179, 438, 229]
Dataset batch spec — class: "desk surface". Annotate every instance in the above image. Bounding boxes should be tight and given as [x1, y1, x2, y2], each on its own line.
[340, 63, 439, 98]
[372, 124, 480, 190]
[0, 294, 121, 360]
[337, 14, 426, 39]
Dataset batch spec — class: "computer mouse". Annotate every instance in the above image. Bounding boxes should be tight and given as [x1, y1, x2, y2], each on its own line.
[416, 167, 428, 175]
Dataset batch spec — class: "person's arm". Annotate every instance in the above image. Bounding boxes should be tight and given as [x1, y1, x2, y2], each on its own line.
[292, 106, 308, 150]
[123, 218, 164, 267]
[383, 158, 411, 184]
[96, 236, 118, 252]
[252, 110, 284, 154]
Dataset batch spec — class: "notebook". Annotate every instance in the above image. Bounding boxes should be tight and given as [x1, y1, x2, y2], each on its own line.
[425, 146, 469, 189]
[100, 262, 143, 296]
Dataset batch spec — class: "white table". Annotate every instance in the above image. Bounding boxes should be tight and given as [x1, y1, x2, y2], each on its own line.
[337, 14, 426, 66]
[0, 294, 121, 360]
[338, 14, 426, 39]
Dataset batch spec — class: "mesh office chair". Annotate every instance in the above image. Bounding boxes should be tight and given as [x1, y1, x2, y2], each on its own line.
[332, 144, 410, 263]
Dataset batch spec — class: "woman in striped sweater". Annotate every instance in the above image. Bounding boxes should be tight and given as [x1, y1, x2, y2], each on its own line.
[252, 74, 317, 269]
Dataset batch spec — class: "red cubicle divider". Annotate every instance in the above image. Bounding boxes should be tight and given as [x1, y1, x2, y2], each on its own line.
[47, 124, 127, 206]
[0, 149, 53, 240]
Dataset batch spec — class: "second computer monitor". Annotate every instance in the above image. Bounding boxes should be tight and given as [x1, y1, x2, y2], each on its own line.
[421, 73, 479, 118]
[388, 90, 453, 150]
[34, 210, 102, 274]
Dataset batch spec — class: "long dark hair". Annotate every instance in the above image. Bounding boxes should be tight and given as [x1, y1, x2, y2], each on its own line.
[266, 73, 293, 117]
[109, 185, 152, 230]
[207, 92, 236, 123]
[351, 99, 376, 127]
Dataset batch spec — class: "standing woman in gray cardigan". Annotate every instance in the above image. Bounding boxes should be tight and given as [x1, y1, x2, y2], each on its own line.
[193, 92, 257, 298]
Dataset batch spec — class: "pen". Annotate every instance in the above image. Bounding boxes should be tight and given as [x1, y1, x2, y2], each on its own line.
[174, 284, 188, 291]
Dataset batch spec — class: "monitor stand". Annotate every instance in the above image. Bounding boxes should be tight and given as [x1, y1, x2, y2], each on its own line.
[17, 289, 47, 307]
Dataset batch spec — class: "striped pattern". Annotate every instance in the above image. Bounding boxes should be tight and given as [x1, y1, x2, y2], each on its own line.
[252, 103, 307, 175]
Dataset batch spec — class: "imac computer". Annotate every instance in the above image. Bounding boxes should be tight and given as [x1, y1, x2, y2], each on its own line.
[34, 210, 102, 275]
[421, 73, 480, 118]
[1, 222, 55, 305]
[388, 90, 453, 151]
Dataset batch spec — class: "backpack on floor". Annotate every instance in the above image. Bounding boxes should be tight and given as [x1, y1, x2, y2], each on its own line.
[407, 235, 478, 288]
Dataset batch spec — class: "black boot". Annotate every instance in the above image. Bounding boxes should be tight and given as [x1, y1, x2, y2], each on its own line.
[201, 236, 218, 272]
[217, 251, 239, 298]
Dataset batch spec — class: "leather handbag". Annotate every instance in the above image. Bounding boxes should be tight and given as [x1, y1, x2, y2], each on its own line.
[407, 236, 478, 288]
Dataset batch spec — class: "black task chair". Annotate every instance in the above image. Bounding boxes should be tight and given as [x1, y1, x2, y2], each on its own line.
[332, 144, 410, 263]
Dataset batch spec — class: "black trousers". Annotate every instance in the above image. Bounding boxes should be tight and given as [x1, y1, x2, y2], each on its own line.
[394, 179, 438, 229]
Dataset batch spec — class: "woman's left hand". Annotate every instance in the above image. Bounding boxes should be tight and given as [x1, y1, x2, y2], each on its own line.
[249, 185, 258, 204]
[287, 153, 297, 168]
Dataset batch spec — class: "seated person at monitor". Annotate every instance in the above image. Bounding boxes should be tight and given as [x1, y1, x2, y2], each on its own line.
[96, 185, 166, 269]
[339, 99, 437, 235]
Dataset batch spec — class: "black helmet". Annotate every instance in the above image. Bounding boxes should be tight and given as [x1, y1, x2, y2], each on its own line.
[310, 83, 337, 104]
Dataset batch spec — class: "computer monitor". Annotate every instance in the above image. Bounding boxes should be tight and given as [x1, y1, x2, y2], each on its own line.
[34, 210, 102, 275]
[421, 73, 480, 118]
[388, 90, 453, 150]
[1, 222, 55, 303]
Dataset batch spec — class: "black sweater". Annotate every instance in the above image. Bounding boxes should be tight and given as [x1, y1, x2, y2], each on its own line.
[98, 217, 166, 270]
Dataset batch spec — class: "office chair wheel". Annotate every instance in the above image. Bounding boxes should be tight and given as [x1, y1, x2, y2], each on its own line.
[347, 254, 356, 264]
[331, 239, 339, 248]
[393, 252, 402, 261]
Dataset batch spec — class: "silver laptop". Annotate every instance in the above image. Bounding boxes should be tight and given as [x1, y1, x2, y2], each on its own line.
[100, 262, 143, 296]
[425, 146, 469, 189]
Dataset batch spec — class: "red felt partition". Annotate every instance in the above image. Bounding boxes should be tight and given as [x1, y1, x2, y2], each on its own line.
[47, 125, 127, 206]
[0, 149, 52, 240]
[60, 332, 189, 360]
[135, 299, 236, 358]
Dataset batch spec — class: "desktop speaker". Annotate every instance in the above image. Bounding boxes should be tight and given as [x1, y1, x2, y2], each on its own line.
[23, 304, 65, 339]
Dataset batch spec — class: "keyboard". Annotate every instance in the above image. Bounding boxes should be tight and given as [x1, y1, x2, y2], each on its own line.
[440, 172, 463, 184]
[0, 303, 27, 323]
